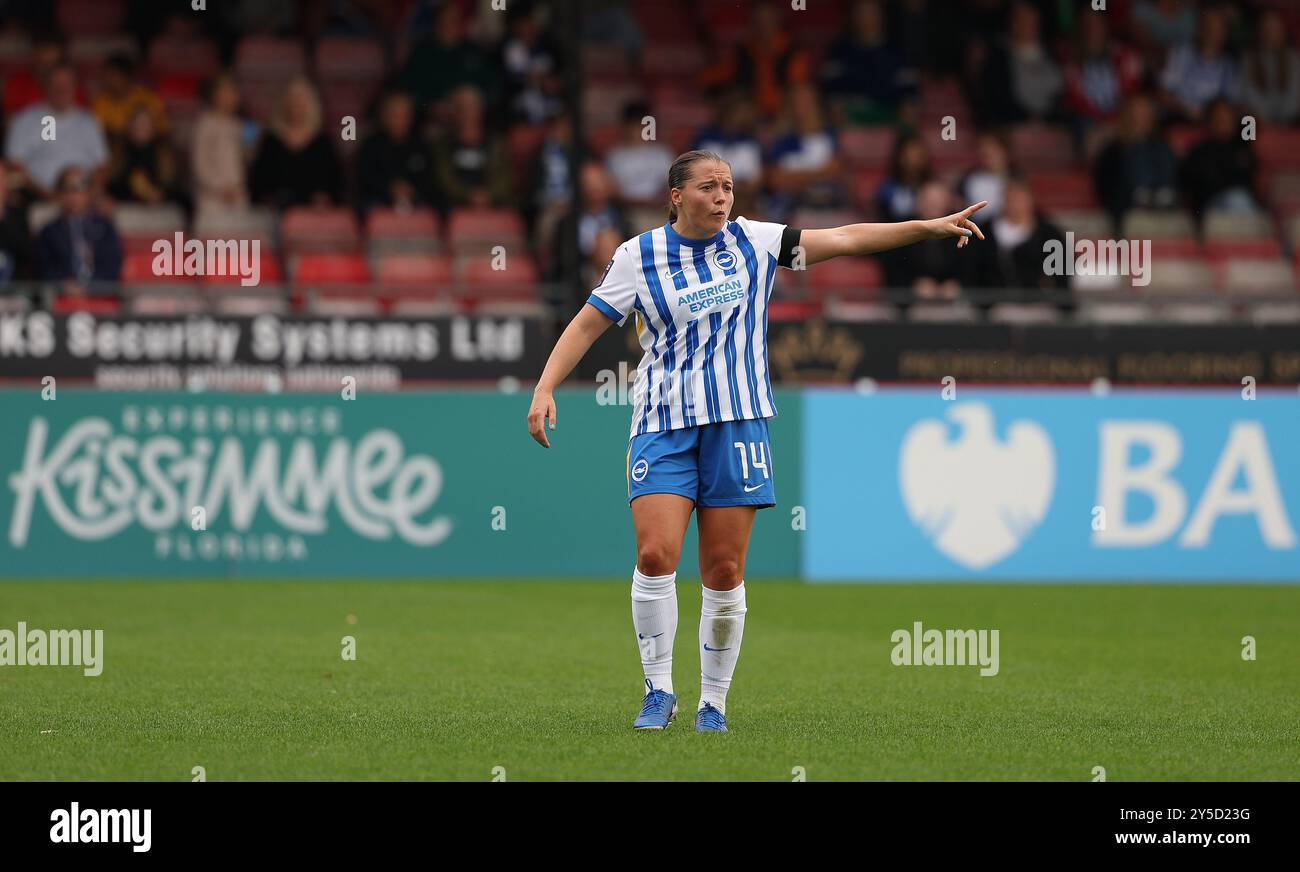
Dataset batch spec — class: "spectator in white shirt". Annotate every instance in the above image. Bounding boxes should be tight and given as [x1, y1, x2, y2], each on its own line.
[605, 102, 674, 207]
[4, 64, 108, 198]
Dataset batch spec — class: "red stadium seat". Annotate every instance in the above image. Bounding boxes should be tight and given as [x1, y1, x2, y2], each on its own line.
[53, 296, 121, 315]
[806, 256, 884, 301]
[508, 124, 551, 177]
[643, 43, 707, 79]
[1221, 258, 1296, 295]
[281, 208, 360, 252]
[1030, 170, 1097, 210]
[447, 208, 526, 253]
[376, 254, 452, 286]
[1205, 238, 1283, 261]
[293, 253, 371, 284]
[123, 251, 198, 283]
[366, 208, 440, 241]
[314, 37, 384, 83]
[203, 253, 285, 286]
[57, 0, 125, 36]
[840, 127, 896, 168]
[235, 36, 306, 83]
[147, 36, 220, 79]
[1010, 123, 1078, 171]
[1148, 237, 1202, 260]
[459, 255, 541, 300]
[852, 169, 888, 213]
[1256, 125, 1300, 170]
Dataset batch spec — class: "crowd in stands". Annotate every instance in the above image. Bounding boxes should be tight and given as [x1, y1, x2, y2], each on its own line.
[0, 0, 1298, 324]
[578, 0, 1300, 321]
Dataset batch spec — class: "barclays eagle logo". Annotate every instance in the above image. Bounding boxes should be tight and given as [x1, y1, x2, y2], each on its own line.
[899, 403, 1055, 569]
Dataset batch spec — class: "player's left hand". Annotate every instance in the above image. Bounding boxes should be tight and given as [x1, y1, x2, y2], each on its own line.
[925, 201, 987, 248]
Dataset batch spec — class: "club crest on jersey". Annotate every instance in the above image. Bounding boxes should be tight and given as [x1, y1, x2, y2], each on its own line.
[711, 249, 738, 274]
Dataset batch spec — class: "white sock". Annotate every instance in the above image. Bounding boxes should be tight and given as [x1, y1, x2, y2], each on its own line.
[699, 583, 746, 714]
[631, 566, 677, 695]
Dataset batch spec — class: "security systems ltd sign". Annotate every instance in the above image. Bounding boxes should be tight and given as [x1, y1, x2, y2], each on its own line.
[0, 312, 542, 388]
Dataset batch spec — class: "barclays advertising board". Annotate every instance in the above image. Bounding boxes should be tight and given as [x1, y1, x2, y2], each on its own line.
[802, 388, 1300, 581]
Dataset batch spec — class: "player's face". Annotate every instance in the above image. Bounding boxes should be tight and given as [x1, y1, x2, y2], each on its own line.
[677, 162, 733, 234]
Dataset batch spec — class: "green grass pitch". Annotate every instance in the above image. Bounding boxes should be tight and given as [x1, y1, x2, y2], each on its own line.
[1, 580, 1297, 781]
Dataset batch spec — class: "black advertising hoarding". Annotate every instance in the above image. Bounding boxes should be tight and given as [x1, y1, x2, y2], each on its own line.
[0, 312, 548, 389]
[581, 318, 1300, 385]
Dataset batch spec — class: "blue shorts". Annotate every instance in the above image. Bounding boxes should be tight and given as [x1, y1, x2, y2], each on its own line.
[627, 418, 776, 508]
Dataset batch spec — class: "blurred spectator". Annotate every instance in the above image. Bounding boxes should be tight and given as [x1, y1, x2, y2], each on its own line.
[249, 77, 343, 208]
[357, 90, 437, 214]
[551, 161, 629, 286]
[106, 106, 180, 206]
[191, 73, 249, 215]
[1133, 0, 1198, 56]
[502, 2, 562, 123]
[431, 86, 512, 208]
[966, 178, 1068, 294]
[876, 133, 932, 223]
[1063, 11, 1144, 143]
[604, 101, 673, 208]
[38, 166, 122, 294]
[765, 84, 844, 218]
[1236, 9, 1300, 125]
[400, 1, 502, 110]
[3, 33, 67, 117]
[1181, 98, 1259, 217]
[692, 92, 764, 216]
[568, 162, 629, 287]
[1094, 93, 1178, 227]
[4, 64, 108, 198]
[590, 226, 622, 289]
[959, 132, 1015, 222]
[579, 0, 643, 60]
[0, 161, 34, 285]
[894, 180, 962, 300]
[91, 54, 169, 143]
[969, 1, 1063, 124]
[699, 1, 812, 119]
[1160, 6, 1236, 123]
[820, 0, 917, 125]
[532, 114, 573, 277]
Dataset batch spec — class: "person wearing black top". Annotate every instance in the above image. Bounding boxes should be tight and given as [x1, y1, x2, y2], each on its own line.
[249, 76, 342, 208]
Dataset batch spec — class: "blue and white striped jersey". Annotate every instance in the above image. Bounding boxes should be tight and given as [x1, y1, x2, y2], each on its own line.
[586, 217, 795, 437]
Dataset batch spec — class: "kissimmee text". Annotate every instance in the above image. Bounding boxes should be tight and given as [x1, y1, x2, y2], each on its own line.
[7, 412, 452, 548]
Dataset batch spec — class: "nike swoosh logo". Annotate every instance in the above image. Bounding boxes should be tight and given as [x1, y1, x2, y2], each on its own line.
[743, 483, 764, 492]
[638, 633, 664, 639]
[703, 643, 731, 652]
[665, 268, 686, 282]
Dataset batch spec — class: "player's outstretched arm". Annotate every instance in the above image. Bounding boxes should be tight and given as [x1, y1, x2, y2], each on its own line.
[798, 201, 987, 266]
[527, 303, 614, 448]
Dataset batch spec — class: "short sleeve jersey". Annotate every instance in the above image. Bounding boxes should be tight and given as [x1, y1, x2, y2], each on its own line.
[587, 217, 800, 437]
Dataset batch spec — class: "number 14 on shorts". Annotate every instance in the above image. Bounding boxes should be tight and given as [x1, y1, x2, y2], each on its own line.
[733, 440, 770, 481]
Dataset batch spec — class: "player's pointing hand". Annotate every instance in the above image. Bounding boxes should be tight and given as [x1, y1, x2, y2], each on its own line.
[527, 387, 557, 448]
[925, 200, 987, 249]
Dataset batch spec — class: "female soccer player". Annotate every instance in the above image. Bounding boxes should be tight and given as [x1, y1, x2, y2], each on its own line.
[526, 150, 984, 732]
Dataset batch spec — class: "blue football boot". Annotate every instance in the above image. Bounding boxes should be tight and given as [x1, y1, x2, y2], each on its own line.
[695, 702, 728, 732]
[632, 678, 677, 731]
